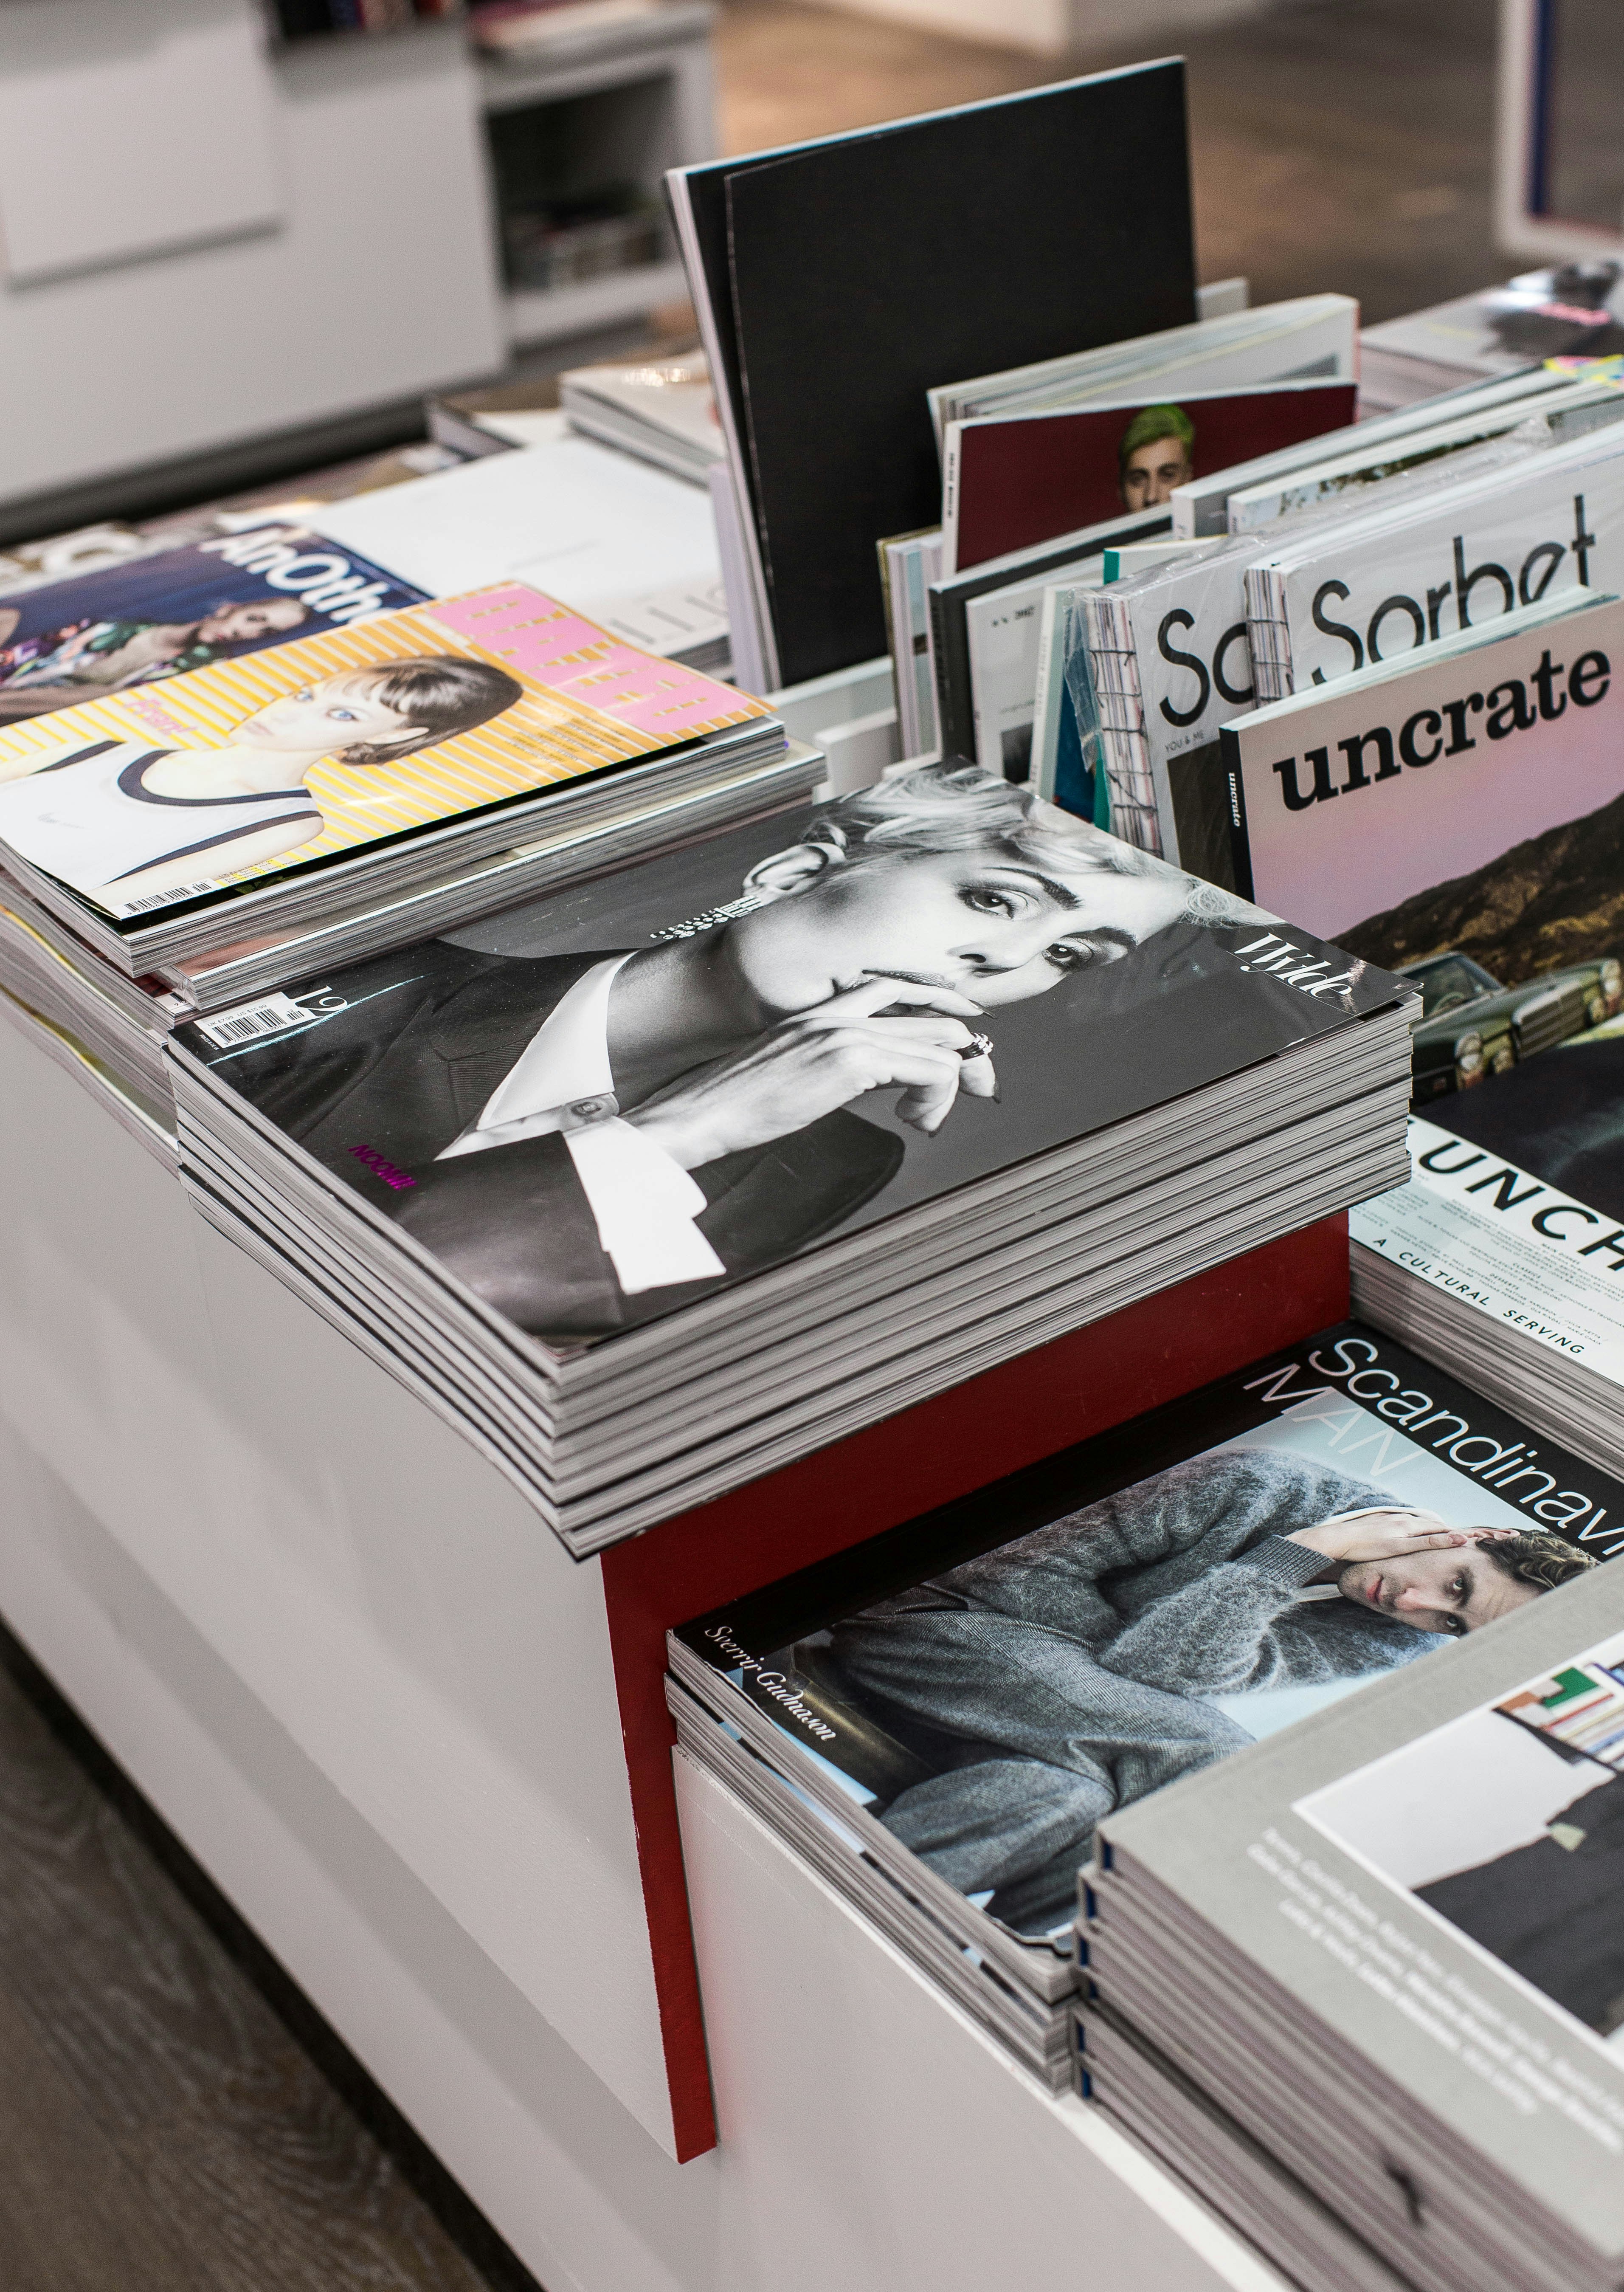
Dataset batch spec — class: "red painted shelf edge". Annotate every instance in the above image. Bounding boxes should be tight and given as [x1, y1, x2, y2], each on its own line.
[601, 1212, 1351, 2160]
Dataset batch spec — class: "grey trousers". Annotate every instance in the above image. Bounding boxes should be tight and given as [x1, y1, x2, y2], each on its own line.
[829, 1603, 1250, 1933]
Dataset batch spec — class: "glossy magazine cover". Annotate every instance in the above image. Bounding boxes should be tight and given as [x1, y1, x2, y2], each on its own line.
[0, 525, 423, 726]
[673, 1322, 1615, 1951]
[172, 766, 1399, 1346]
[0, 581, 767, 930]
[1223, 594, 1624, 1382]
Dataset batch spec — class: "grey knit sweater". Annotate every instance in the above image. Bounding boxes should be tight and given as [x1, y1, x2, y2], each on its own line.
[824, 1447, 1438, 1931]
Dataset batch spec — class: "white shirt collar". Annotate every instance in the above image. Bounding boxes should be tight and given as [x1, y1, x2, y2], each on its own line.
[436, 953, 633, 1160]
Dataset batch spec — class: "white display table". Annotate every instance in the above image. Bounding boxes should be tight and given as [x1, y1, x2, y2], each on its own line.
[0, 1005, 1313, 2287]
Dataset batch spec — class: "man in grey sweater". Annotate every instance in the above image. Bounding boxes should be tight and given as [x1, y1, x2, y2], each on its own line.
[823, 1446, 1593, 1933]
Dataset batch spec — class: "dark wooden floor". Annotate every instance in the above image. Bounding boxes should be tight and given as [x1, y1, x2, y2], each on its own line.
[0, 3, 1508, 2282]
[0, 1624, 539, 2292]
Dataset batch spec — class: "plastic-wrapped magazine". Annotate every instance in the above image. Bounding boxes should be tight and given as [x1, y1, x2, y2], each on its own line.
[1244, 410, 1624, 703]
[1168, 367, 1587, 539]
[1029, 543, 1208, 834]
[1224, 376, 1624, 537]
[1075, 425, 1553, 874]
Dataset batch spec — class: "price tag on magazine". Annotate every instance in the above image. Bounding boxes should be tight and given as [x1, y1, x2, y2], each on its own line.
[194, 993, 311, 1049]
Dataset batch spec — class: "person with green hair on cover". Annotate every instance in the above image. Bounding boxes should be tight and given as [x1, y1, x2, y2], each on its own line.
[1117, 402, 1195, 512]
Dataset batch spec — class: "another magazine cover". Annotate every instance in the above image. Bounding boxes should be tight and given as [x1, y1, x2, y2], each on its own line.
[943, 380, 1357, 574]
[0, 581, 767, 931]
[1227, 594, 1624, 1387]
[0, 525, 422, 725]
[172, 765, 1396, 1347]
[674, 1322, 1614, 1954]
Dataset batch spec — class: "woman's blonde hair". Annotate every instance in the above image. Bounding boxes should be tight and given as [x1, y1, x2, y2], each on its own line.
[799, 763, 1250, 928]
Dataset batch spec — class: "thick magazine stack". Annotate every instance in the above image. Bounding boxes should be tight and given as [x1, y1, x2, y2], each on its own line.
[164, 768, 1413, 1553]
[1085, 1518, 1624, 2292]
[670, 1324, 1617, 2130]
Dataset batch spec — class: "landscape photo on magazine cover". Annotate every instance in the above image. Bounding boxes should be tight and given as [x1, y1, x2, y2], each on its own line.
[1338, 788, 1624, 1215]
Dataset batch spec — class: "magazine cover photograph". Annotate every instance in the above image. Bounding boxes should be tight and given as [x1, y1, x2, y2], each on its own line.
[947, 380, 1356, 570]
[1300, 1625, 1624, 2048]
[0, 581, 766, 928]
[676, 1327, 1611, 1948]
[178, 764, 1396, 1345]
[0, 526, 423, 727]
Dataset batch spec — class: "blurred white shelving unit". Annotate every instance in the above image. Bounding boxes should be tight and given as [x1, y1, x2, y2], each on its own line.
[476, 3, 716, 351]
[0, 0, 717, 536]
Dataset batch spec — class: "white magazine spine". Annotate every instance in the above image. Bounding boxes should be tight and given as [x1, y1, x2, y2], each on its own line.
[1080, 593, 1162, 854]
[1028, 582, 1069, 803]
[1244, 566, 1292, 703]
[940, 427, 964, 577]
[708, 461, 770, 697]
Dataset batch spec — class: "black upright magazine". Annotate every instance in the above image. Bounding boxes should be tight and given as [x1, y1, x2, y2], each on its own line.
[668, 64, 1196, 686]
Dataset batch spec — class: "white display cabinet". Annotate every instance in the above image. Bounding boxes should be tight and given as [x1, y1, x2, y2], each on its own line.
[0, 0, 717, 538]
[0, 995, 1343, 2289]
[0, 0, 504, 538]
[477, 3, 715, 351]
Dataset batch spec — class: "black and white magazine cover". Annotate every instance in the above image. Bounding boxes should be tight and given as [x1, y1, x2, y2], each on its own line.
[171, 764, 1400, 1350]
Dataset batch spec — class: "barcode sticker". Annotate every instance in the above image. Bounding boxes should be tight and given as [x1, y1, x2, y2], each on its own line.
[195, 993, 310, 1049]
[118, 881, 220, 917]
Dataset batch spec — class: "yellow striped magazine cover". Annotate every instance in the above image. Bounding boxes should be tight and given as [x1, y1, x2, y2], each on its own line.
[0, 582, 766, 928]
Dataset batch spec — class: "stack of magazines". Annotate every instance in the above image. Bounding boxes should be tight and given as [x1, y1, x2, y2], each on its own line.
[0, 573, 815, 1149]
[667, 1319, 1615, 2122]
[1198, 544, 1624, 1510]
[163, 766, 1413, 1553]
[1084, 1466, 1624, 2292]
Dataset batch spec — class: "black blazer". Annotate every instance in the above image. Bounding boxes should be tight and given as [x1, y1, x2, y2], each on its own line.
[1417, 1770, 1624, 2035]
[208, 936, 904, 1343]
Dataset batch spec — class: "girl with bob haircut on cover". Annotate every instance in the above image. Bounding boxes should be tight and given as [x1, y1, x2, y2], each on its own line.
[0, 653, 524, 913]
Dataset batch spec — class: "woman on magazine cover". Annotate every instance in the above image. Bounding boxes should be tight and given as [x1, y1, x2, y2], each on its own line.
[202, 764, 1258, 1342]
[0, 654, 523, 912]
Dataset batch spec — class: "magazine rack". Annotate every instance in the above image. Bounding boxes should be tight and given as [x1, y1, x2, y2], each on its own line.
[0, 1006, 1342, 2285]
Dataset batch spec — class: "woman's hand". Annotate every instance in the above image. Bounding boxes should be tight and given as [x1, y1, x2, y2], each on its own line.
[626, 977, 997, 1170]
[1286, 1509, 1516, 1572]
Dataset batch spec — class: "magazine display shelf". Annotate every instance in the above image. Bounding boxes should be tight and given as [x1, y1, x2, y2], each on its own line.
[0, 1006, 1345, 2289]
